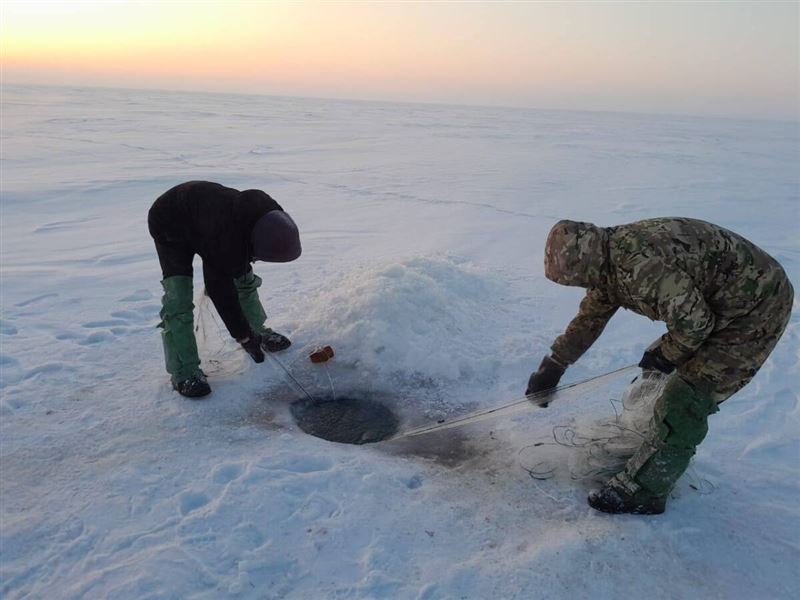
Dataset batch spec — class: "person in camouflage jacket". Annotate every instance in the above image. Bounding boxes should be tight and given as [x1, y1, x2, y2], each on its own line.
[527, 217, 793, 514]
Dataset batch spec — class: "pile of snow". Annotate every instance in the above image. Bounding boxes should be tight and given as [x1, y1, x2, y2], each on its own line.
[288, 256, 508, 384]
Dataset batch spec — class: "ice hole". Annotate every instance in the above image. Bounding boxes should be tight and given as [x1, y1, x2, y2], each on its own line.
[290, 395, 400, 445]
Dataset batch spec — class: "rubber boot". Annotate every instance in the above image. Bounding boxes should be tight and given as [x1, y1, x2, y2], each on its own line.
[234, 270, 267, 332]
[159, 276, 208, 397]
[172, 370, 211, 398]
[234, 270, 291, 352]
[588, 374, 717, 514]
[588, 481, 667, 515]
[262, 329, 291, 352]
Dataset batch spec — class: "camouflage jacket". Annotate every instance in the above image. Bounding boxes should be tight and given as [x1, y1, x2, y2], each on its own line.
[544, 218, 789, 366]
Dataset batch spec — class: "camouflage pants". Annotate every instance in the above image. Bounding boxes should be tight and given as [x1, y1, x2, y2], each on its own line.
[679, 275, 794, 402]
[617, 274, 793, 498]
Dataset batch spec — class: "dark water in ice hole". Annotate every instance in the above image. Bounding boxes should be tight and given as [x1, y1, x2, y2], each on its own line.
[272, 393, 502, 468]
[290, 396, 400, 445]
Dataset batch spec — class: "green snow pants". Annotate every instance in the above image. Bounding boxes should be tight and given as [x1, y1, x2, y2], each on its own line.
[613, 375, 719, 499]
[235, 269, 268, 333]
[158, 275, 201, 383]
[157, 270, 269, 382]
[616, 274, 793, 499]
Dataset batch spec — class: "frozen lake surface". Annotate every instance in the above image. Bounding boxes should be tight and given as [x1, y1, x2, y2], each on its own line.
[1, 85, 798, 599]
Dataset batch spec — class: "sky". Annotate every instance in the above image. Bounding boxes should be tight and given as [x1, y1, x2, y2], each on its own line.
[2, 1, 798, 120]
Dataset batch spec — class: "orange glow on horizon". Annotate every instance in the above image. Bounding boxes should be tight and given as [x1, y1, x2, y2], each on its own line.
[2, 1, 797, 118]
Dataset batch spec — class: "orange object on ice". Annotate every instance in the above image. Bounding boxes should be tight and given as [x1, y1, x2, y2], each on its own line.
[309, 345, 335, 364]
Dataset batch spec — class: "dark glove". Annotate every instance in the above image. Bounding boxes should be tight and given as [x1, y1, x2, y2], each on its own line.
[239, 331, 265, 363]
[260, 328, 292, 353]
[526, 355, 567, 407]
[638, 346, 674, 374]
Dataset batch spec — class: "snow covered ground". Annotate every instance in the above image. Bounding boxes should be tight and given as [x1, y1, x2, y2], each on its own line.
[1, 84, 798, 599]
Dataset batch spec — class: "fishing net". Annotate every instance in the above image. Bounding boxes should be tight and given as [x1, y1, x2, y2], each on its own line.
[518, 372, 667, 484]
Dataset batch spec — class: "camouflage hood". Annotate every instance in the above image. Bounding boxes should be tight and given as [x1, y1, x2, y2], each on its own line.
[544, 220, 609, 288]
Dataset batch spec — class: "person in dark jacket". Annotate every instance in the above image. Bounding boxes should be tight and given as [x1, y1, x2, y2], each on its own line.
[148, 181, 301, 398]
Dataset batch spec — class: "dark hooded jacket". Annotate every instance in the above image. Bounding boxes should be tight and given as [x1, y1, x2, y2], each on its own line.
[544, 218, 790, 367]
[148, 181, 282, 340]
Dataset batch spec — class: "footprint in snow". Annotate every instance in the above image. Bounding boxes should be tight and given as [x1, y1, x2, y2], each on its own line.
[0, 319, 18, 335]
[82, 319, 130, 329]
[179, 491, 210, 516]
[22, 362, 77, 381]
[73, 307, 158, 344]
[54, 330, 84, 341]
[211, 463, 245, 484]
[110, 309, 155, 323]
[120, 289, 154, 302]
[113, 292, 161, 329]
[78, 331, 115, 345]
[406, 474, 423, 490]
[0, 355, 19, 367]
[292, 493, 342, 521]
[229, 524, 266, 551]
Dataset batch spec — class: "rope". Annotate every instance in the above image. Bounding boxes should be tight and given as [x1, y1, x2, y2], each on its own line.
[267, 353, 316, 403]
[387, 364, 637, 441]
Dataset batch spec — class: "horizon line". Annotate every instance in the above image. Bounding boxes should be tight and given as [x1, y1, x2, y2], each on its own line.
[3, 79, 799, 126]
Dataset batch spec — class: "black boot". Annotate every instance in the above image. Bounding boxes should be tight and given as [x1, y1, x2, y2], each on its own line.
[588, 483, 666, 515]
[172, 371, 212, 398]
[261, 329, 291, 352]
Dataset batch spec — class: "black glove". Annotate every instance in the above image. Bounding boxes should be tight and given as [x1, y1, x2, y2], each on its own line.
[526, 355, 567, 407]
[260, 329, 292, 353]
[239, 331, 265, 363]
[638, 346, 674, 374]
